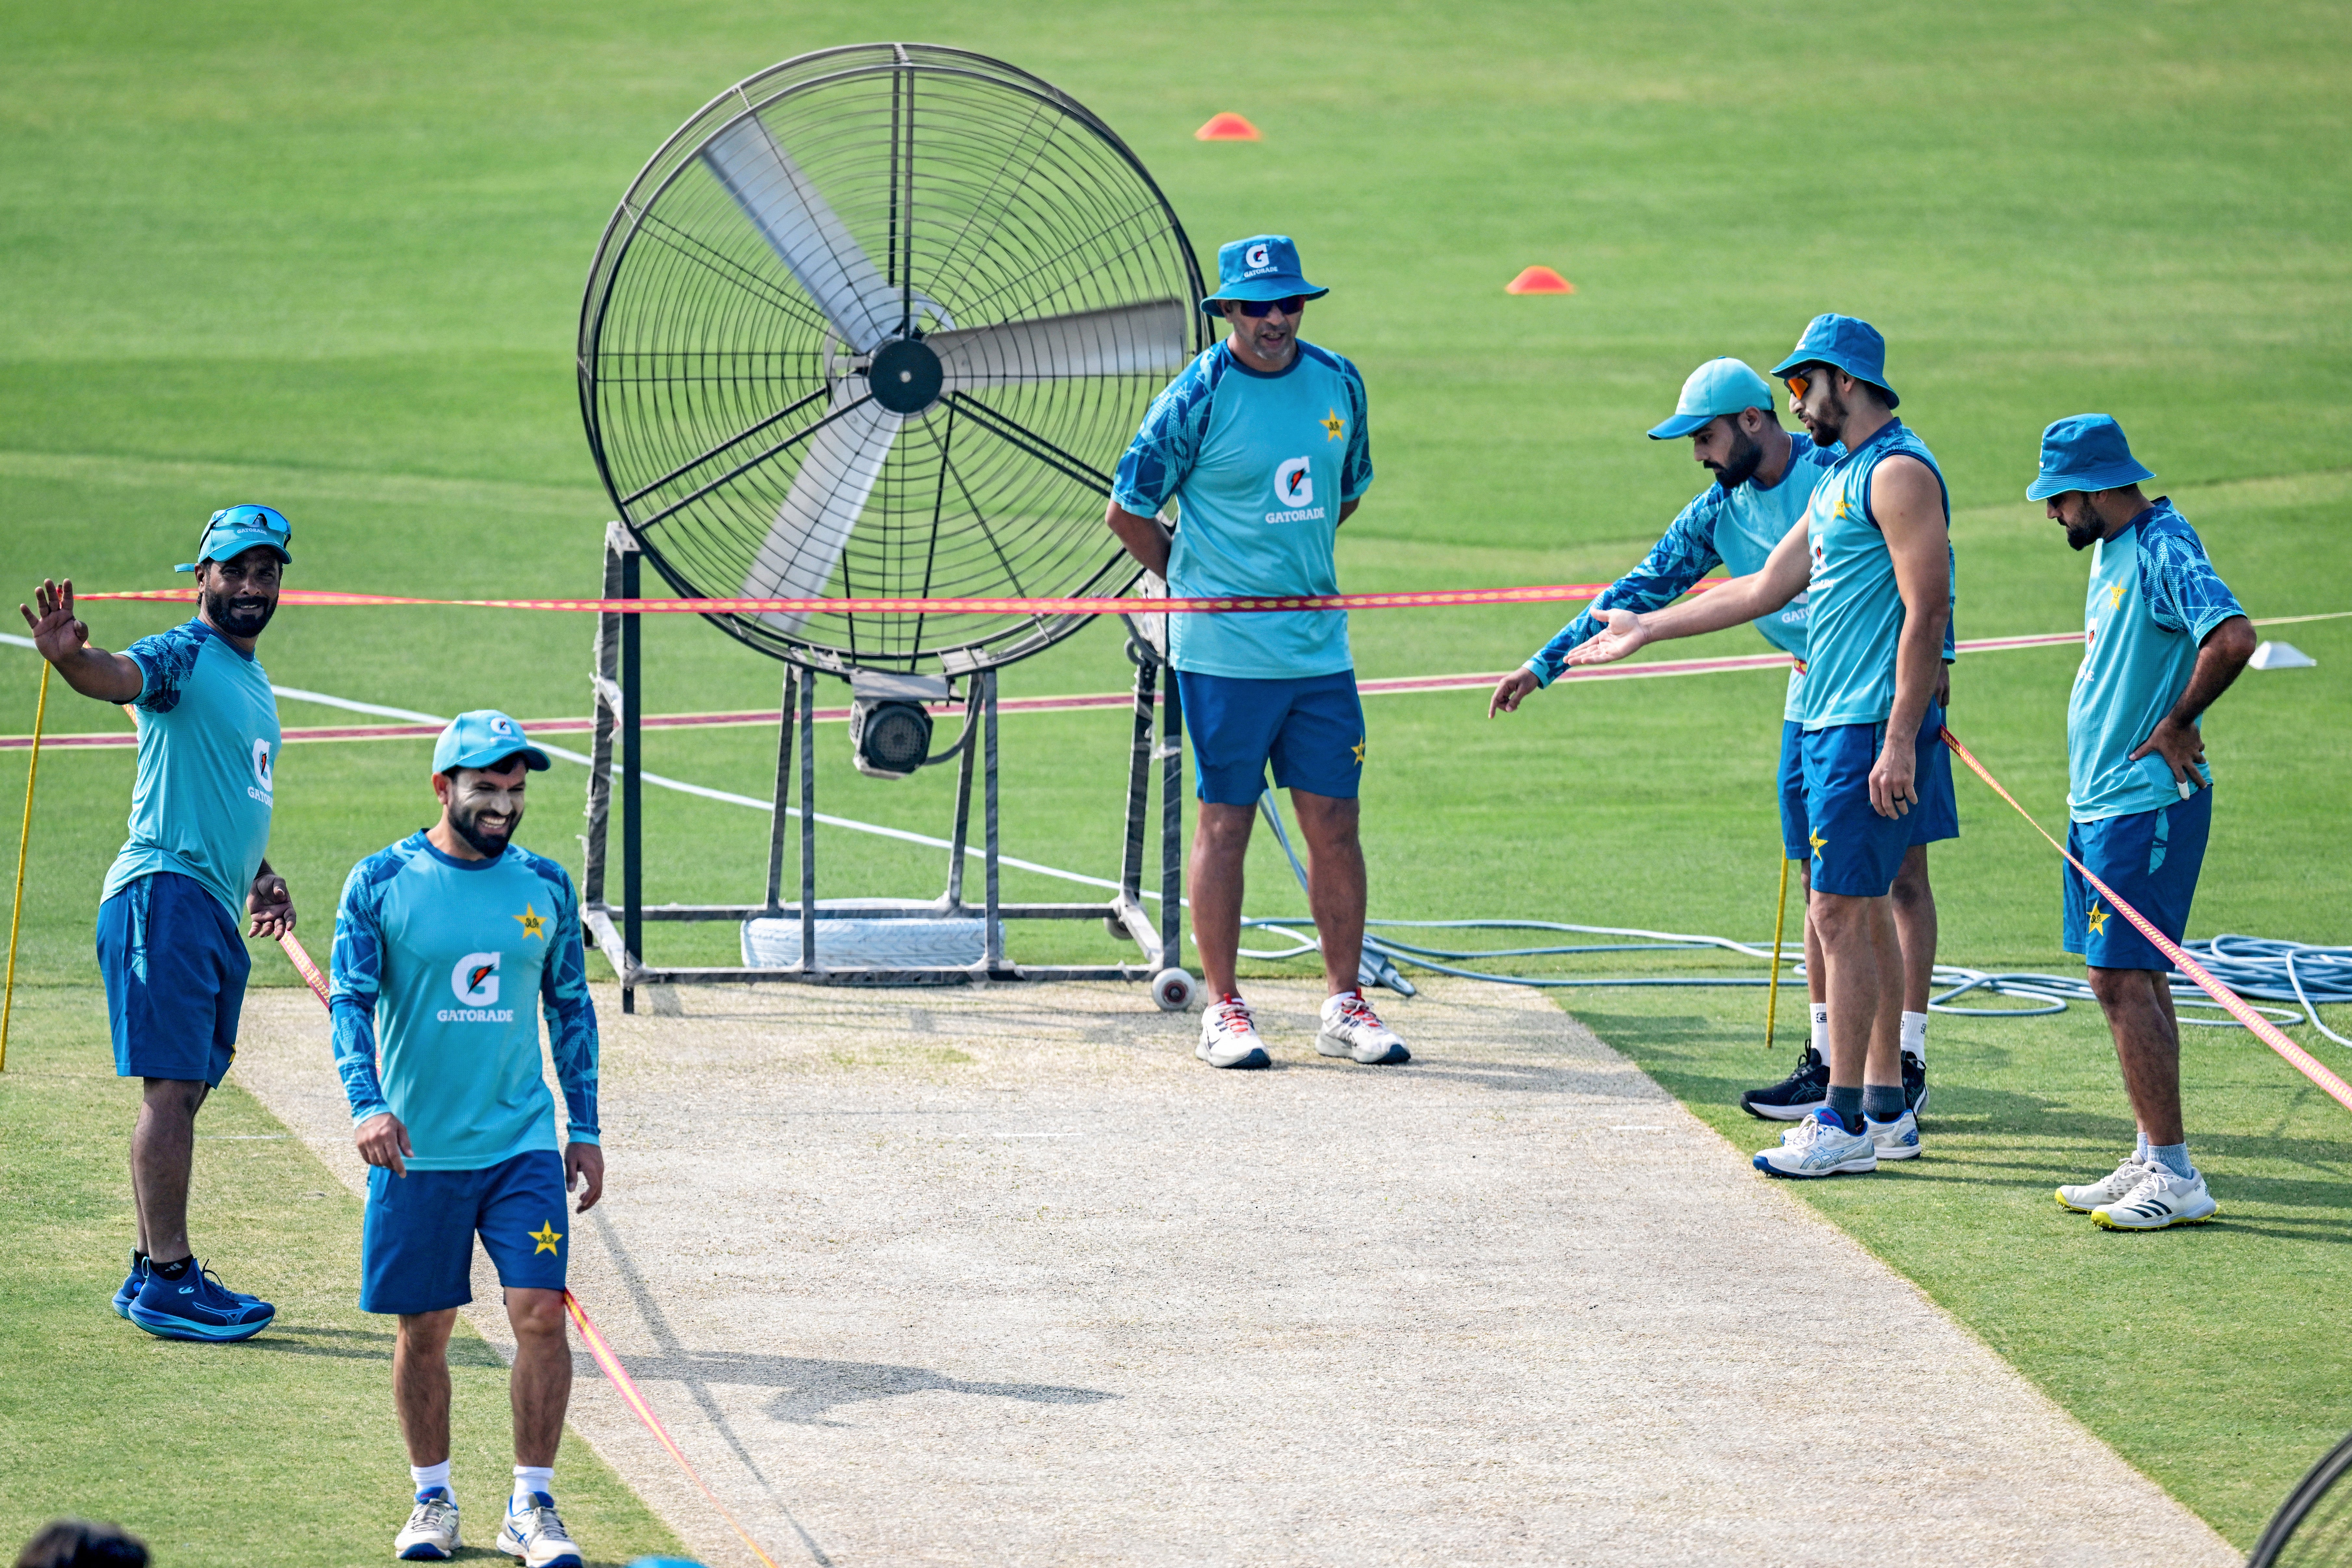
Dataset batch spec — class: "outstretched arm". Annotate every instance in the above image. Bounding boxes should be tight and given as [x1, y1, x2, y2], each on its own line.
[1494, 500, 1728, 714]
[18, 580, 141, 703]
[1565, 514, 1812, 668]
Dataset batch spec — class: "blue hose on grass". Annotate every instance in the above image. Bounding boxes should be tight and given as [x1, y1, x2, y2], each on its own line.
[1235, 793, 2351, 1039]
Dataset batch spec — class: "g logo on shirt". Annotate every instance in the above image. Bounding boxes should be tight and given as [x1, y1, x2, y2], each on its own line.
[248, 738, 274, 806]
[440, 951, 515, 1023]
[1245, 242, 1271, 271]
[1273, 457, 1313, 508]
[451, 951, 500, 1005]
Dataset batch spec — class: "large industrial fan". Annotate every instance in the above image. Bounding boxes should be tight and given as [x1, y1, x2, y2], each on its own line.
[571, 44, 1210, 1009]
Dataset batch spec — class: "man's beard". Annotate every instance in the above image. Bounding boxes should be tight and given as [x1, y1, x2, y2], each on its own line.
[1706, 428, 1765, 489]
[2063, 512, 2105, 551]
[449, 799, 520, 858]
[1799, 387, 1849, 446]
[202, 585, 277, 638]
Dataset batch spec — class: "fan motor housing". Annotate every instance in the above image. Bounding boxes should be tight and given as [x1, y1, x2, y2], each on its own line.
[849, 669, 951, 779]
[867, 337, 944, 414]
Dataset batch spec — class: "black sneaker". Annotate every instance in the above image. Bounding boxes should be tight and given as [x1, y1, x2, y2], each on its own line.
[1903, 1052, 1929, 1119]
[1741, 1046, 1829, 1121]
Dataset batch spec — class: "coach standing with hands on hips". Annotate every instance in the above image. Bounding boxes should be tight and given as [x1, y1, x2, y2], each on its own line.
[2033, 416, 2255, 1231]
[18, 506, 296, 1341]
[1104, 235, 1408, 1070]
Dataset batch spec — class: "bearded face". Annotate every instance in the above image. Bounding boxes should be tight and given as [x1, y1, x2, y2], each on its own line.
[199, 548, 281, 638]
[443, 764, 528, 857]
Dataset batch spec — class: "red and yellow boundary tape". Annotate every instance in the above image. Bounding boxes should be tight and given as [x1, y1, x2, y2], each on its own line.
[81, 579, 1684, 617]
[1942, 725, 2352, 1115]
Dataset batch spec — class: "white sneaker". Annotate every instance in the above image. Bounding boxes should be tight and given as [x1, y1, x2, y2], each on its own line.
[1316, 992, 1409, 1064]
[498, 1492, 583, 1568]
[1752, 1109, 1878, 1178]
[1196, 997, 1270, 1069]
[2092, 1165, 2218, 1231]
[1865, 1110, 1922, 1161]
[2056, 1152, 2148, 1213]
[395, 1489, 460, 1560]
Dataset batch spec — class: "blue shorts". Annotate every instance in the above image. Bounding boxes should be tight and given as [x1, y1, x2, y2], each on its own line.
[1785, 706, 1958, 876]
[1175, 669, 1364, 806]
[96, 871, 248, 1086]
[2063, 788, 2211, 971]
[360, 1149, 569, 1316]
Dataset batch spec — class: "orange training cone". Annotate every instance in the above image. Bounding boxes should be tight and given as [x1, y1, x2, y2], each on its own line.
[1196, 113, 1261, 142]
[1505, 266, 1575, 295]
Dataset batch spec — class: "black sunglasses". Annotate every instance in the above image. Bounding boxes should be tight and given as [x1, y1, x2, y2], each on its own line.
[1231, 296, 1308, 318]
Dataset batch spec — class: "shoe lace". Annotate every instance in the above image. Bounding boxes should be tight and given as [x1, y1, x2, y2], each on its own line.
[406, 1497, 453, 1530]
[1210, 998, 1254, 1032]
[1332, 994, 1381, 1028]
[534, 1504, 575, 1543]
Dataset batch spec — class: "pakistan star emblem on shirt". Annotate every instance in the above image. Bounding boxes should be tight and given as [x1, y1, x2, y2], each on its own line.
[1321, 408, 1345, 440]
[514, 904, 546, 940]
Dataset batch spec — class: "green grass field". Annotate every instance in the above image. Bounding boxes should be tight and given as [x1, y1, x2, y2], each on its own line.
[4, 0, 2350, 1557]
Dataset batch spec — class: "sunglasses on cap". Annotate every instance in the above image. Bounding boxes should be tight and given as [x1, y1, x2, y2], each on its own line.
[1230, 296, 1308, 318]
[209, 504, 292, 538]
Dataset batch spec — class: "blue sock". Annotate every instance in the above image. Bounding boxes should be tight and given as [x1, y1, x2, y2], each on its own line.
[1825, 1085, 1864, 1132]
[2149, 1142, 2193, 1179]
[2135, 1129, 2150, 1161]
[1862, 1084, 1905, 1122]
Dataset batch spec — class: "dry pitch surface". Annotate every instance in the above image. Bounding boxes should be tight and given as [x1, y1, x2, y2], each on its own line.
[234, 980, 2233, 1567]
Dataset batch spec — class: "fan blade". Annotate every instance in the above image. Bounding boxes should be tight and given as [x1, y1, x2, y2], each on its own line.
[700, 115, 948, 352]
[741, 385, 904, 638]
[932, 299, 1190, 390]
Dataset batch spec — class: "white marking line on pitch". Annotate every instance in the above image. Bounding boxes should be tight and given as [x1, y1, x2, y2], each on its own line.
[274, 682, 1150, 903]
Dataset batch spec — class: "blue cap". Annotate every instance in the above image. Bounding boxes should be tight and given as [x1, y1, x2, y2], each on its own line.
[1199, 235, 1329, 315]
[1769, 314, 1899, 409]
[2027, 414, 2156, 501]
[432, 709, 551, 774]
[1648, 358, 1776, 440]
[174, 504, 293, 573]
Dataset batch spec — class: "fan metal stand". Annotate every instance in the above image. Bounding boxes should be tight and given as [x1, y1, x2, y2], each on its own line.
[578, 524, 1186, 1014]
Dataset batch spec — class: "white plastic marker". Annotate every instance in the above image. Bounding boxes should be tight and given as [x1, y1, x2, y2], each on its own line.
[1941, 725, 2352, 1116]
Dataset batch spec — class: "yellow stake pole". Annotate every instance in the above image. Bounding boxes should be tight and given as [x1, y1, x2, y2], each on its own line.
[1, 662, 52, 1073]
[1763, 853, 1792, 1051]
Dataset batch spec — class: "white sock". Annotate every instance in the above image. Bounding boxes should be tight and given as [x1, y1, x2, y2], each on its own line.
[410, 1459, 451, 1497]
[1808, 1003, 1829, 1056]
[1900, 1010, 1927, 1063]
[514, 1464, 554, 1503]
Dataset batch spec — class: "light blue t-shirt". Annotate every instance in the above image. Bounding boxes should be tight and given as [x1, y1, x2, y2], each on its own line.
[1111, 338, 1373, 679]
[328, 833, 600, 1172]
[1800, 418, 1954, 731]
[1526, 433, 1839, 720]
[101, 619, 280, 918]
[2067, 500, 2244, 823]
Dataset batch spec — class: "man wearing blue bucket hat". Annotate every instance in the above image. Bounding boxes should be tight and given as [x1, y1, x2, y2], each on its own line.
[329, 711, 602, 1563]
[1566, 315, 1956, 1177]
[20, 504, 297, 1342]
[1106, 234, 1408, 1072]
[2029, 416, 2254, 1231]
[1490, 353, 1951, 1124]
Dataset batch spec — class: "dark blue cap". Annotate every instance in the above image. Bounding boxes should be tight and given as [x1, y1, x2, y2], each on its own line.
[1770, 314, 1898, 409]
[1200, 235, 1328, 315]
[2027, 414, 2156, 501]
